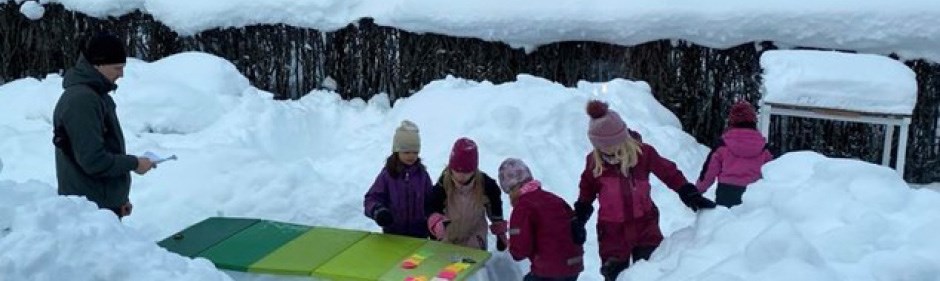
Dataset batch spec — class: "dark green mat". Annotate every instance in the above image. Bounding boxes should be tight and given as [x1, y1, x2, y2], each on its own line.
[156, 217, 259, 258]
[197, 220, 311, 271]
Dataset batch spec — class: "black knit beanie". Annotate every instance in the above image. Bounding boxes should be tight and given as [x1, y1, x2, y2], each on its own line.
[83, 33, 126, 65]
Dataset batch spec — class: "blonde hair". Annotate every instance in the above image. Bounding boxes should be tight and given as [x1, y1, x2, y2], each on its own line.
[592, 137, 642, 178]
[441, 168, 487, 207]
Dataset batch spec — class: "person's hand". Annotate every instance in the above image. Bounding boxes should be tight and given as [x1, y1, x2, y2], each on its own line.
[135, 157, 154, 175]
[374, 208, 394, 227]
[120, 202, 133, 217]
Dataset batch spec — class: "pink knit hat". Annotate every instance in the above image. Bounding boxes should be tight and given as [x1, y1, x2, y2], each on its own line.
[587, 100, 630, 149]
[449, 137, 478, 173]
[497, 158, 533, 193]
[729, 101, 757, 125]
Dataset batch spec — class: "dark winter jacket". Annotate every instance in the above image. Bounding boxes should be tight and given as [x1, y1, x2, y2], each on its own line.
[53, 55, 137, 210]
[509, 180, 584, 277]
[364, 164, 433, 238]
[696, 128, 774, 192]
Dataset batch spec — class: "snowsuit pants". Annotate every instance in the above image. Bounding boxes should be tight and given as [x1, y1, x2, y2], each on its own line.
[596, 207, 663, 264]
[716, 183, 746, 208]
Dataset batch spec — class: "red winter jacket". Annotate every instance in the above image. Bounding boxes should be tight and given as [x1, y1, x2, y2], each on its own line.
[509, 181, 584, 277]
[577, 142, 689, 222]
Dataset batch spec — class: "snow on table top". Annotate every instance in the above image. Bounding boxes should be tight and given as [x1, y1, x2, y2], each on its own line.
[760, 50, 917, 115]
[16, 0, 940, 62]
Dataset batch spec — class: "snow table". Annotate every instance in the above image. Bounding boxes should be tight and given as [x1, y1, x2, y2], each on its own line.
[158, 217, 490, 281]
[758, 50, 918, 176]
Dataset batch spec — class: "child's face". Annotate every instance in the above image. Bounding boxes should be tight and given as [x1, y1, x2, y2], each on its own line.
[398, 151, 419, 165]
[599, 145, 621, 164]
[451, 170, 474, 184]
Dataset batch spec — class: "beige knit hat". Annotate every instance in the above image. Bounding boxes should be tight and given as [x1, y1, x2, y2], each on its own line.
[393, 120, 420, 153]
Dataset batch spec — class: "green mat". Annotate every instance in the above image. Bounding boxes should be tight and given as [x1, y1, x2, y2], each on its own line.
[159, 217, 493, 281]
[313, 234, 426, 281]
[378, 242, 491, 281]
[249, 227, 369, 275]
[198, 220, 311, 271]
[156, 217, 259, 258]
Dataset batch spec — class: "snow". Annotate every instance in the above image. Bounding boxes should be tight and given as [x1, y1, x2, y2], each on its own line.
[760, 50, 918, 115]
[18, 1, 45, 20]
[0, 181, 232, 281]
[623, 152, 940, 281]
[19, 0, 940, 62]
[1, 52, 938, 280]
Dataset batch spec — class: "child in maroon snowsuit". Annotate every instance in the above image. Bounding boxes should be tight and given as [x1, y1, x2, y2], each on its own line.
[696, 101, 775, 207]
[425, 138, 508, 251]
[572, 101, 715, 281]
[498, 158, 584, 281]
[363, 120, 434, 238]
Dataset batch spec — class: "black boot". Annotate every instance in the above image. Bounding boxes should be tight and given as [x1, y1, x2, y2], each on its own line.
[632, 246, 657, 262]
[600, 259, 630, 281]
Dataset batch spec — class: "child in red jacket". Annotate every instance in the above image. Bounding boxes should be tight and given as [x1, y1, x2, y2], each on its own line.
[499, 158, 584, 281]
[696, 101, 775, 207]
[573, 100, 715, 281]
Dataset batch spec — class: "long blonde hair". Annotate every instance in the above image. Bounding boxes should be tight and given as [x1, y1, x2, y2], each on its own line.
[592, 137, 642, 178]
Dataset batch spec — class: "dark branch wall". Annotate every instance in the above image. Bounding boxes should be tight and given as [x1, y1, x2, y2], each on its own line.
[2, 4, 937, 182]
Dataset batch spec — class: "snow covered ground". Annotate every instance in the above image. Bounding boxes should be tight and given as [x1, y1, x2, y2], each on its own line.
[10, 0, 940, 62]
[1, 52, 938, 280]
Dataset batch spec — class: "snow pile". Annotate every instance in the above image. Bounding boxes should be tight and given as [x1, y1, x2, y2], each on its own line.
[760, 50, 918, 115]
[624, 151, 940, 281]
[18, 1, 45, 20]
[0, 180, 233, 281]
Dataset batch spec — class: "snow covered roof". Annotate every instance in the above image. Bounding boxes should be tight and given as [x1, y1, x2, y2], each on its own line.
[759, 50, 918, 115]
[17, 0, 940, 62]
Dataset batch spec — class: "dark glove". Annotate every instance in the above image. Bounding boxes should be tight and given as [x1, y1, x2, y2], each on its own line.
[490, 221, 508, 252]
[374, 208, 394, 227]
[678, 183, 717, 211]
[570, 217, 587, 245]
[573, 201, 593, 225]
[496, 235, 508, 251]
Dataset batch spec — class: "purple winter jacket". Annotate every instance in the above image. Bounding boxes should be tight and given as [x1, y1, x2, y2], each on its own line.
[364, 164, 433, 238]
[696, 128, 774, 192]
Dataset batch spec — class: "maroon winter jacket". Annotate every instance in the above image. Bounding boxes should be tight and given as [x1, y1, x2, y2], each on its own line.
[578, 142, 689, 222]
[509, 180, 584, 277]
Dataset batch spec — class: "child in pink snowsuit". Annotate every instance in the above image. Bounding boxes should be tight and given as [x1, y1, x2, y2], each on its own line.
[696, 101, 775, 207]
[572, 100, 715, 281]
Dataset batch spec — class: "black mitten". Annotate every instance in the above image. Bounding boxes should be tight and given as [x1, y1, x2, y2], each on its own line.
[678, 184, 717, 211]
[573, 201, 593, 225]
[374, 208, 394, 227]
[570, 217, 587, 245]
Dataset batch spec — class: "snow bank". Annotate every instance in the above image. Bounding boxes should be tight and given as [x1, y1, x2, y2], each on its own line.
[0, 181, 233, 281]
[623, 151, 940, 281]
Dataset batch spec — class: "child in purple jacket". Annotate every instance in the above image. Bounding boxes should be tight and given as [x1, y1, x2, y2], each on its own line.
[696, 101, 775, 208]
[363, 120, 434, 238]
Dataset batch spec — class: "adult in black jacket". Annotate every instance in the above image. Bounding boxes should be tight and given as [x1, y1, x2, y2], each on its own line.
[53, 33, 154, 218]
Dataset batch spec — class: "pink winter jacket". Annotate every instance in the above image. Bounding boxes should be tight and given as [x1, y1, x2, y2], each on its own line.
[696, 128, 774, 192]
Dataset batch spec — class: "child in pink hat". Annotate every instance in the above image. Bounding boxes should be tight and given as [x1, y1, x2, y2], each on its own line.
[425, 137, 508, 251]
[696, 101, 775, 207]
[574, 100, 715, 280]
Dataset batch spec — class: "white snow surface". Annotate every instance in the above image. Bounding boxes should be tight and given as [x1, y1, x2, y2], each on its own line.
[1, 52, 938, 280]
